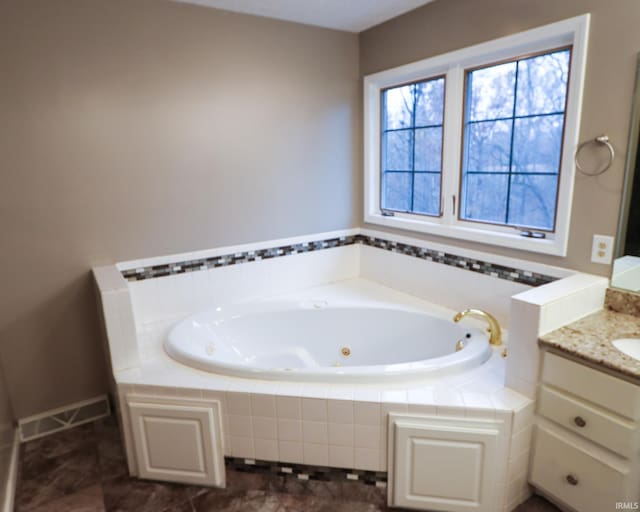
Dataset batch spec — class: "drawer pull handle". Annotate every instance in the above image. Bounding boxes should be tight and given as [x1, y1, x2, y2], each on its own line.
[573, 416, 587, 428]
[566, 474, 579, 486]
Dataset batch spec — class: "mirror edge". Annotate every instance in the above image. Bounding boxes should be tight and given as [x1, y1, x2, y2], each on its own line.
[615, 52, 640, 258]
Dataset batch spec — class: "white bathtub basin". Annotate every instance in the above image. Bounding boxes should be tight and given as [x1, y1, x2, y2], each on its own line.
[165, 299, 492, 383]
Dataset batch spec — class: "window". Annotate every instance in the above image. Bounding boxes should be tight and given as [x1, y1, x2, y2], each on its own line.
[364, 15, 590, 256]
[460, 49, 570, 231]
[382, 76, 445, 216]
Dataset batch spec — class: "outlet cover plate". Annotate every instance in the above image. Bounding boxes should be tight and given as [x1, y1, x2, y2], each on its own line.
[591, 235, 614, 264]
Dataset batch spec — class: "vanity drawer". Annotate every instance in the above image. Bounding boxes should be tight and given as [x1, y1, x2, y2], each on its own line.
[531, 425, 632, 512]
[541, 352, 640, 420]
[538, 384, 639, 457]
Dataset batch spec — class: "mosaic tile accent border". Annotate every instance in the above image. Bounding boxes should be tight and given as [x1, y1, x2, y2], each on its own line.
[358, 235, 557, 287]
[121, 234, 557, 287]
[225, 457, 388, 487]
[121, 235, 358, 281]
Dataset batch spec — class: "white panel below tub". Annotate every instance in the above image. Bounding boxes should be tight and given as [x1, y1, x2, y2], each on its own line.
[360, 245, 529, 327]
[388, 414, 507, 512]
[128, 245, 360, 326]
[128, 395, 225, 487]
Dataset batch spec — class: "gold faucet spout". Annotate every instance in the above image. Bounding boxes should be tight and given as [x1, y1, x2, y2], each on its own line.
[453, 308, 502, 346]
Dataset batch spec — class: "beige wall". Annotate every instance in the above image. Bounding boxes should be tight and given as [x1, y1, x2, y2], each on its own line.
[0, 0, 360, 418]
[360, 0, 640, 276]
[3, 0, 636, 420]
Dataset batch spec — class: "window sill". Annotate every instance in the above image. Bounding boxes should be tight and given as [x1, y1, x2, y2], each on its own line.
[364, 212, 567, 257]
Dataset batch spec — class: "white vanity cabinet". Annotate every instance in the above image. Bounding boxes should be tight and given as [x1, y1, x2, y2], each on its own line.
[126, 394, 225, 487]
[531, 351, 640, 512]
[387, 414, 508, 512]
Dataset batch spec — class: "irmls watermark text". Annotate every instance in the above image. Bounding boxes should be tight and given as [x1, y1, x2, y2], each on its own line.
[616, 503, 640, 510]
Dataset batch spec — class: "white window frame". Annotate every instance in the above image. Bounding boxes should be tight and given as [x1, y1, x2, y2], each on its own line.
[364, 14, 590, 256]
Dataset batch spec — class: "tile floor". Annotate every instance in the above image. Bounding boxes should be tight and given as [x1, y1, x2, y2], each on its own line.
[15, 416, 561, 511]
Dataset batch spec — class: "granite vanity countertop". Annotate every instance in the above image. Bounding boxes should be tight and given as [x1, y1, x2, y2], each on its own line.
[539, 309, 640, 381]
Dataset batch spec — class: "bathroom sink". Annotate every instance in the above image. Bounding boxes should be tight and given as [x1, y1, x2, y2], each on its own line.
[612, 338, 640, 361]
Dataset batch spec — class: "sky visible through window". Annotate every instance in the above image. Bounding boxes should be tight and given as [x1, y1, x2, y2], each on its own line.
[460, 48, 571, 231]
[381, 76, 445, 216]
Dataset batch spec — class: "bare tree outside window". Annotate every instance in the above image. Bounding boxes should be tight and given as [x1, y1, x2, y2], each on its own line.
[460, 48, 571, 231]
[377, 48, 570, 232]
[381, 77, 445, 216]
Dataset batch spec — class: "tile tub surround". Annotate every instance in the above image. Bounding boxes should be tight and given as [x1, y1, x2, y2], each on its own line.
[505, 273, 609, 399]
[539, 309, 640, 381]
[95, 227, 575, 377]
[14, 416, 559, 512]
[120, 232, 559, 287]
[114, 345, 536, 511]
[109, 278, 529, 473]
[116, 347, 523, 472]
[93, 229, 595, 510]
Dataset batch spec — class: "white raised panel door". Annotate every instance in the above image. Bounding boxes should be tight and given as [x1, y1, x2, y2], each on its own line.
[388, 414, 506, 512]
[128, 397, 225, 487]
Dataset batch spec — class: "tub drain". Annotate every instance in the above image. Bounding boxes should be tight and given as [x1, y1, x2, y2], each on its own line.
[341, 346, 351, 357]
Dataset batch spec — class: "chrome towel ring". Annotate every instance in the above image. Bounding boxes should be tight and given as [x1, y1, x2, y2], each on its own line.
[575, 134, 615, 176]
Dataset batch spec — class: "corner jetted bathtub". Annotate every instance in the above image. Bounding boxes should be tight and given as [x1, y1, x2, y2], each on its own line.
[165, 297, 492, 383]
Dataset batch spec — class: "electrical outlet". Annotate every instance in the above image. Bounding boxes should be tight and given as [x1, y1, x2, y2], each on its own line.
[591, 234, 614, 264]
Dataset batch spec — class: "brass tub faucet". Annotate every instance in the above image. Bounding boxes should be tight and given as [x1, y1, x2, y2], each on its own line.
[453, 309, 502, 346]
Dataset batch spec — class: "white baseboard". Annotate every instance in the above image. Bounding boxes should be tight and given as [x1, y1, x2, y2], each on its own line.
[2, 428, 19, 512]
